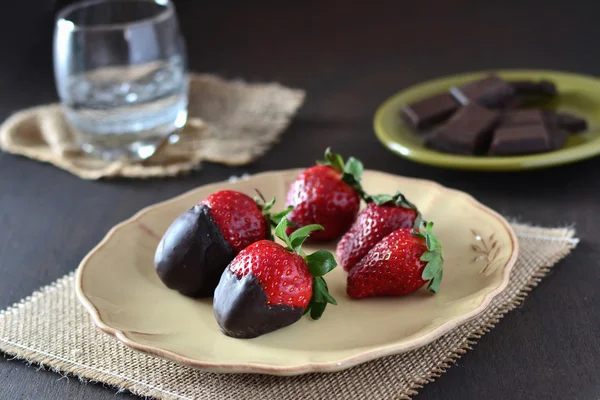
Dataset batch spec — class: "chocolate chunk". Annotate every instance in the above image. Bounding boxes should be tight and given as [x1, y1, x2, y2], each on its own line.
[213, 269, 303, 339]
[510, 79, 558, 98]
[424, 103, 500, 154]
[504, 96, 524, 109]
[501, 109, 546, 127]
[449, 74, 516, 108]
[489, 125, 552, 155]
[535, 111, 570, 149]
[551, 129, 569, 149]
[556, 112, 587, 133]
[154, 205, 234, 298]
[401, 93, 459, 131]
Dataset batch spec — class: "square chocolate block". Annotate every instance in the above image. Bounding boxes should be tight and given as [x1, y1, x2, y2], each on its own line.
[551, 129, 569, 149]
[509, 79, 558, 98]
[424, 103, 500, 155]
[488, 125, 552, 155]
[556, 112, 587, 133]
[501, 109, 546, 127]
[504, 96, 524, 109]
[449, 74, 516, 109]
[401, 93, 459, 131]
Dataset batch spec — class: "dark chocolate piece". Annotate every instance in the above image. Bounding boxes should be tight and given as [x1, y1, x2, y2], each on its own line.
[213, 269, 303, 339]
[551, 129, 569, 149]
[537, 111, 570, 149]
[154, 205, 234, 298]
[504, 96, 524, 109]
[556, 112, 587, 133]
[489, 125, 552, 155]
[449, 74, 516, 108]
[510, 79, 558, 98]
[424, 103, 500, 155]
[501, 109, 546, 127]
[401, 93, 459, 131]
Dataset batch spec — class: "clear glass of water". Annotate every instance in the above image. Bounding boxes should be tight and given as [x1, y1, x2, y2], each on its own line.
[53, 0, 188, 160]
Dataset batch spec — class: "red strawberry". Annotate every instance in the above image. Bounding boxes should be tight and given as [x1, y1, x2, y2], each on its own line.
[337, 192, 420, 272]
[199, 190, 270, 254]
[155, 190, 281, 298]
[214, 219, 338, 338]
[285, 148, 364, 242]
[347, 221, 443, 299]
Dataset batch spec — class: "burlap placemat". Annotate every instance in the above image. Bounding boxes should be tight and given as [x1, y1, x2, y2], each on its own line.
[0, 73, 305, 179]
[0, 222, 578, 400]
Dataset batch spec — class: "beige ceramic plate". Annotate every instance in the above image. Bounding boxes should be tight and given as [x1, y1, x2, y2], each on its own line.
[76, 169, 519, 376]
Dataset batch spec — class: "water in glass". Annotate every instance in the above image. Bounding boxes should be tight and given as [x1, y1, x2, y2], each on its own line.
[54, 0, 188, 160]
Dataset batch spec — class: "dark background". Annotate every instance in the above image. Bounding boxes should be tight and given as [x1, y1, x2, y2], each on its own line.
[1, 1, 599, 399]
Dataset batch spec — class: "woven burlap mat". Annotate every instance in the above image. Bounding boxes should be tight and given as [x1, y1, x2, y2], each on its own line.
[0, 73, 305, 179]
[0, 222, 577, 400]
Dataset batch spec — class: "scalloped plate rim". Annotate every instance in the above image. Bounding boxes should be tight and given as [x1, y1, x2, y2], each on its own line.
[75, 169, 519, 375]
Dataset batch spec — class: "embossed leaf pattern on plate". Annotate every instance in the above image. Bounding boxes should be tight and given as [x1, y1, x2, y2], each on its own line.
[470, 229, 502, 274]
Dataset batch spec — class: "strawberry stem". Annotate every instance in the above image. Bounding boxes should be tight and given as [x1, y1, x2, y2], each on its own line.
[366, 191, 423, 229]
[274, 217, 338, 319]
[254, 189, 268, 205]
[318, 147, 367, 199]
[411, 221, 444, 293]
[254, 192, 293, 241]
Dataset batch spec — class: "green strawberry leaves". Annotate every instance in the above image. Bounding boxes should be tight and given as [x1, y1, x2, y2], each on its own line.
[343, 157, 364, 184]
[369, 191, 415, 208]
[321, 147, 346, 172]
[305, 250, 337, 277]
[274, 217, 338, 320]
[269, 207, 293, 226]
[257, 193, 276, 213]
[254, 190, 293, 240]
[411, 221, 444, 293]
[305, 251, 337, 319]
[319, 147, 366, 198]
[289, 224, 323, 253]
[275, 217, 322, 254]
[367, 191, 423, 229]
[305, 276, 337, 320]
[275, 217, 294, 249]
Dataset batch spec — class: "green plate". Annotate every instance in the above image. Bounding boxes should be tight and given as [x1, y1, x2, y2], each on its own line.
[373, 69, 600, 171]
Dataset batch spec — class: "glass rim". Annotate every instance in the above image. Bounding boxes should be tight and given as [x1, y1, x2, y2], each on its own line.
[56, 0, 174, 32]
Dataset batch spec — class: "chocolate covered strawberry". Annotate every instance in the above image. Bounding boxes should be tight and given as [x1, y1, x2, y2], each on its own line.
[214, 218, 338, 338]
[347, 221, 443, 298]
[285, 148, 364, 242]
[337, 192, 421, 272]
[154, 190, 282, 298]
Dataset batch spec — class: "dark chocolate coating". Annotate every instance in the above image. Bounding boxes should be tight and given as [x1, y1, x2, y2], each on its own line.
[154, 205, 234, 298]
[401, 93, 459, 131]
[213, 269, 304, 339]
[510, 79, 558, 98]
[424, 103, 500, 155]
[488, 125, 552, 155]
[556, 112, 587, 133]
[449, 74, 516, 109]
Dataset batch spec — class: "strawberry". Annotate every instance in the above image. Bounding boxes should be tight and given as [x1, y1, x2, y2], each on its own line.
[285, 148, 365, 242]
[214, 218, 338, 338]
[155, 190, 284, 298]
[199, 190, 273, 253]
[347, 221, 443, 299]
[336, 192, 421, 272]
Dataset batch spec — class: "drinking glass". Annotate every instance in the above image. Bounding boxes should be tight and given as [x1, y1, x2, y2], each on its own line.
[53, 0, 188, 160]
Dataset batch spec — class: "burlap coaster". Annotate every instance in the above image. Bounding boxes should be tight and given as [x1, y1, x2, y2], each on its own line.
[0, 222, 578, 400]
[0, 73, 305, 179]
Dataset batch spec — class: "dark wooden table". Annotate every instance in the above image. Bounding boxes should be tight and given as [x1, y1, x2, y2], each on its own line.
[1, 1, 599, 399]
